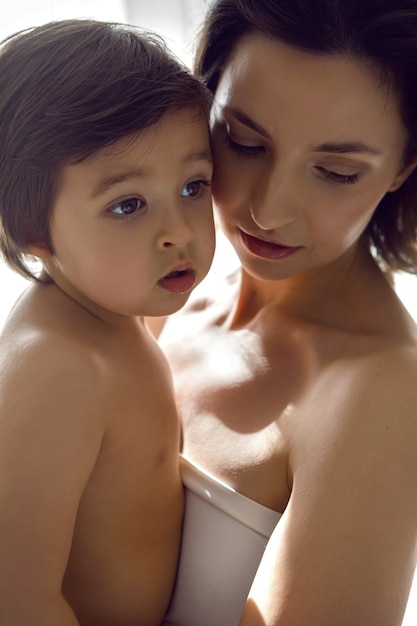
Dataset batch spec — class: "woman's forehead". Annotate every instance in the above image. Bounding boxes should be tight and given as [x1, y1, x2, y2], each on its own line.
[214, 35, 405, 147]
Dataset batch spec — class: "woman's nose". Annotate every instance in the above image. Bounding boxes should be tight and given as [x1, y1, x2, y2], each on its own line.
[250, 166, 298, 231]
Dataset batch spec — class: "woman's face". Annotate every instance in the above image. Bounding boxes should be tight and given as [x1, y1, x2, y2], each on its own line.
[210, 35, 415, 281]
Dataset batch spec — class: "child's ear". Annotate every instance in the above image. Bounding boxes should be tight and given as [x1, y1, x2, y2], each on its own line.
[26, 242, 52, 260]
[388, 152, 417, 191]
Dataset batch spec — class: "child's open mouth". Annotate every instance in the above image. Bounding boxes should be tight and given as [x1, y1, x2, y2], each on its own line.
[158, 267, 196, 293]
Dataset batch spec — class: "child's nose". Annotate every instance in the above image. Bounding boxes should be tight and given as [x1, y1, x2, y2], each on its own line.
[156, 206, 193, 249]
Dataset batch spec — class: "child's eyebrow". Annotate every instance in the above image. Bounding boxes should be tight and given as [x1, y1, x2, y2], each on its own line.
[187, 149, 213, 165]
[90, 150, 213, 199]
[90, 170, 144, 199]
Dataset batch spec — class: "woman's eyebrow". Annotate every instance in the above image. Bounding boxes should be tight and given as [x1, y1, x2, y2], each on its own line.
[311, 142, 382, 155]
[223, 106, 270, 138]
[222, 108, 381, 156]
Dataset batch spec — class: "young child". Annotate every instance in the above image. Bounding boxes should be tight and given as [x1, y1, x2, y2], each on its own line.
[0, 19, 214, 626]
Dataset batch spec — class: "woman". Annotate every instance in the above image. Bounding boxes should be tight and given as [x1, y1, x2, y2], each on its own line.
[157, 1, 417, 624]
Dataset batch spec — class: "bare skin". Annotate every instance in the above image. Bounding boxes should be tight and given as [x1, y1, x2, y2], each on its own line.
[0, 285, 182, 626]
[0, 110, 214, 626]
[156, 37, 417, 626]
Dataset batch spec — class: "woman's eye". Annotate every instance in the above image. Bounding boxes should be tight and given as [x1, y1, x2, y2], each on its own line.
[316, 166, 359, 185]
[225, 135, 265, 158]
[180, 179, 212, 199]
[108, 197, 145, 217]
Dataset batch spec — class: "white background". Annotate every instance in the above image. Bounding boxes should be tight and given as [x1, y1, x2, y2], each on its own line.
[0, 2, 416, 623]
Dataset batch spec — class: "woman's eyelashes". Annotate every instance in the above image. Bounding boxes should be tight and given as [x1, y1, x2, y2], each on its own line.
[314, 166, 359, 185]
[224, 134, 265, 158]
[224, 131, 360, 185]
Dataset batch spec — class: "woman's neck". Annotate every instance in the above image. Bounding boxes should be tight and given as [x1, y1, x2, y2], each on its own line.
[228, 243, 394, 333]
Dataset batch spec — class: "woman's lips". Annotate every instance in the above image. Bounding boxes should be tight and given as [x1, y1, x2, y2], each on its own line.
[240, 230, 302, 260]
[158, 265, 196, 294]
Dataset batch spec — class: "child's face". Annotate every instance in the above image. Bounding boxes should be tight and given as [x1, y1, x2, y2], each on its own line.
[47, 108, 215, 319]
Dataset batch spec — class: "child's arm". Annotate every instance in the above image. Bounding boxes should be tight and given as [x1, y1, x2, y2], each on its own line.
[0, 336, 105, 625]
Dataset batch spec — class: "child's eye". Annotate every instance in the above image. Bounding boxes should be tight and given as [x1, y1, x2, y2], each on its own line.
[108, 197, 145, 218]
[315, 166, 359, 185]
[180, 179, 212, 199]
[225, 135, 265, 158]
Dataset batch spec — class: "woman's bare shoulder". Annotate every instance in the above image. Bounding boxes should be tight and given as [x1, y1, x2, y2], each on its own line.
[248, 339, 417, 626]
[300, 333, 417, 452]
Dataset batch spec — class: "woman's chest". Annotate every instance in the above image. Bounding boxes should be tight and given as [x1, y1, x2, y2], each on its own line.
[161, 323, 312, 511]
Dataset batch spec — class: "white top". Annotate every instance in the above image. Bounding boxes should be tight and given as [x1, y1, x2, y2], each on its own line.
[162, 456, 282, 626]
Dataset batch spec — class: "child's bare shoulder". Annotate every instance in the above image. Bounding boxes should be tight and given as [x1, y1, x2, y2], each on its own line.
[0, 282, 176, 423]
[0, 286, 117, 430]
[2, 301, 96, 377]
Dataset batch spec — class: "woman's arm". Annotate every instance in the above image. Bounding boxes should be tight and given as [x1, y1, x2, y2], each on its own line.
[239, 353, 417, 626]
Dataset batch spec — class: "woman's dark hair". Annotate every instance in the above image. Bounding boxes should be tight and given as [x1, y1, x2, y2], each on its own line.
[0, 19, 212, 279]
[195, 0, 417, 273]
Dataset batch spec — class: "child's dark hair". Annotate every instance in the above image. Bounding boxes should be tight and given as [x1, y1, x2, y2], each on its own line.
[195, 0, 417, 274]
[0, 19, 212, 279]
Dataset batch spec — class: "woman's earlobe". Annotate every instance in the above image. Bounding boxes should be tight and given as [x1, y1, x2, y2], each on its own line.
[26, 242, 52, 260]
